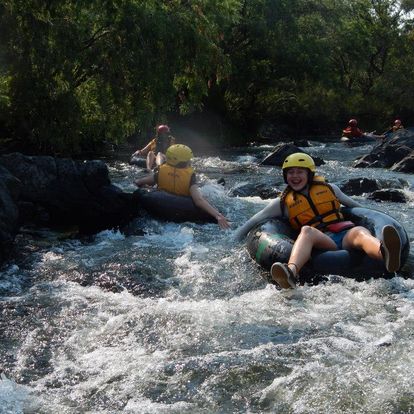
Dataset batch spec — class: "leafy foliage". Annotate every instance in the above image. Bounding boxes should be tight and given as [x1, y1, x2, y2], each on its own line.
[0, 0, 238, 153]
[0, 0, 413, 154]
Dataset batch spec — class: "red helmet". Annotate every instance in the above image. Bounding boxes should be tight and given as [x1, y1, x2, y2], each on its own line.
[157, 124, 170, 134]
[348, 119, 357, 126]
[394, 119, 401, 125]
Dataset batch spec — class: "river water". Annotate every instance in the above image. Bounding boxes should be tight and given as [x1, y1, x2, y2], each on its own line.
[1, 140, 414, 414]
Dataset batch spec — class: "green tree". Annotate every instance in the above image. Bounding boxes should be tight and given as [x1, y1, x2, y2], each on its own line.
[0, 0, 240, 154]
[211, 0, 412, 135]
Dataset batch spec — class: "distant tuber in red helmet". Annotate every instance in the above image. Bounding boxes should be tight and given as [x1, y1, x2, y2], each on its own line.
[157, 124, 170, 134]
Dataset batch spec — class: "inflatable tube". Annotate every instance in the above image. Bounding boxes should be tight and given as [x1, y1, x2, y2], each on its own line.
[135, 189, 215, 223]
[340, 135, 376, 145]
[129, 156, 147, 168]
[246, 207, 410, 283]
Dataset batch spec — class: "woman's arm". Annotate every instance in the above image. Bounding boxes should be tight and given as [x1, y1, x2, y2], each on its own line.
[233, 198, 283, 241]
[133, 139, 155, 157]
[190, 185, 230, 229]
[331, 183, 362, 207]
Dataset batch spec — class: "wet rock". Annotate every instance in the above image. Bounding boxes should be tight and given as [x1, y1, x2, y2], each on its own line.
[368, 189, 408, 203]
[339, 178, 408, 196]
[229, 182, 281, 199]
[354, 145, 412, 169]
[353, 154, 372, 169]
[260, 143, 324, 167]
[120, 217, 147, 236]
[339, 178, 380, 195]
[386, 127, 414, 148]
[354, 127, 414, 169]
[216, 177, 226, 186]
[68, 266, 169, 297]
[0, 153, 140, 235]
[293, 139, 311, 147]
[390, 152, 414, 173]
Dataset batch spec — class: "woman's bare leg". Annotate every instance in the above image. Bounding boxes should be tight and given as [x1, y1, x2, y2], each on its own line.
[271, 225, 337, 288]
[288, 225, 338, 275]
[342, 225, 401, 271]
[146, 151, 156, 170]
[342, 226, 381, 259]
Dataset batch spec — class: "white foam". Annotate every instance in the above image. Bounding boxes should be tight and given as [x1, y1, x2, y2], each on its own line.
[124, 398, 196, 413]
[0, 265, 25, 294]
[236, 155, 257, 164]
[95, 229, 126, 243]
[144, 225, 194, 249]
[0, 374, 31, 414]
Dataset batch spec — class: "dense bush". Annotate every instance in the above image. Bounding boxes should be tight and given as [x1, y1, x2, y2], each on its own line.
[0, 0, 413, 154]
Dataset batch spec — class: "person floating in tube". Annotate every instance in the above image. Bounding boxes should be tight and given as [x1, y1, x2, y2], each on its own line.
[342, 118, 385, 141]
[234, 153, 402, 289]
[134, 144, 231, 229]
[383, 119, 404, 138]
[132, 124, 176, 171]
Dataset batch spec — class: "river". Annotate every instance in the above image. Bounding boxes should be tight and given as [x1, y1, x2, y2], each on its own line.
[1, 140, 414, 413]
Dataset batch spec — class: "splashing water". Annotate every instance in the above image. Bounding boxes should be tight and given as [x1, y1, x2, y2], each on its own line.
[1, 141, 414, 413]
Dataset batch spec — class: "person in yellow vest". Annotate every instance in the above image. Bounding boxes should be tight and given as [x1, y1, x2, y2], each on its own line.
[134, 144, 230, 229]
[234, 153, 402, 289]
[132, 124, 176, 170]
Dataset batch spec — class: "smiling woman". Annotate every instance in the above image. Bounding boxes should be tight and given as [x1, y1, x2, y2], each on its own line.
[235, 152, 408, 288]
[246, 206, 410, 284]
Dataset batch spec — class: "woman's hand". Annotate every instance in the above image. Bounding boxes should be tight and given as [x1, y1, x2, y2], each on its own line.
[216, 213, 231, 229]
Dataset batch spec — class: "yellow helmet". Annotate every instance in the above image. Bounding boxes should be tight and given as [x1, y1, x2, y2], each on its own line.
[282, 153, 316, 172]
[166, 144, 193, 166]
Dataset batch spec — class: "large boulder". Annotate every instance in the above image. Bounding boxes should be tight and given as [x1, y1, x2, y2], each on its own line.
[260, 143, 324, 167]
[368, 189, 408, 203]
[229, 182, 281, 199]
[0, 153, 139, 234]
[390, 152, 414, 173]
[354, 127, 414, 169]
[339, 177, 409, 196]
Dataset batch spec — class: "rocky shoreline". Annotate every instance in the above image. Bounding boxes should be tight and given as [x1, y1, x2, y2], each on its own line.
[0, 153, 140, 261]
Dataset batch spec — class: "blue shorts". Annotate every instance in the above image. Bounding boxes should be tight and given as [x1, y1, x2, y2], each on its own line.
[325, 229, 350, 249]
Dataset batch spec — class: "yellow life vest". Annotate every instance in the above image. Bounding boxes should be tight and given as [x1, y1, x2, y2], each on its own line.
[157, 164, 194, 196]
[281, 178, 343, 230]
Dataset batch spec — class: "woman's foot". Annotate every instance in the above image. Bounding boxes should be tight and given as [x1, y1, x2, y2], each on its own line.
[271, 262, 297, 289]
[381, 225, 402, 272]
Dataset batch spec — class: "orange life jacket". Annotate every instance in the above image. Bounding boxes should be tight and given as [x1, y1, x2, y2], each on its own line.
[342, 126, 363, 138]
[157, 164, 194, 196]
[281, 178, 343, 230]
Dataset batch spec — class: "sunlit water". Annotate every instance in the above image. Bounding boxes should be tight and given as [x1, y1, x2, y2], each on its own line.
[1, 141, 414, 413]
